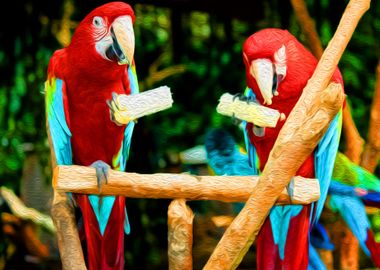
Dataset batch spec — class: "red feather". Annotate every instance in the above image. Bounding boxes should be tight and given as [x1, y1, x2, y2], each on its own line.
[365, 229, 380, 268]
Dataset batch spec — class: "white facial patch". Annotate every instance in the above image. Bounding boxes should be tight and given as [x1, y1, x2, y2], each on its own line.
[274, 45, 287, 79]
[93, 16, 113, 61]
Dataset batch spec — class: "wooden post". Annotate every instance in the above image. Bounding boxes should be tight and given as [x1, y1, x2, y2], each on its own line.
[168, 199, 194, 270]
[204, 0, 369, 268]
[47, 125, 87, 270]
[53, 165, 320, 205]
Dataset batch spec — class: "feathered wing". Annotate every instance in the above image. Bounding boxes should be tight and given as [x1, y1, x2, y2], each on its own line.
[330, 194, 371, 253]
[329, 192, 380, 267]
[313, 110, 343, 224]
[333, 151, 380, 193]
[329, 153, 380, 267]
[45, 77, 72, 166]
[120, 62, 139, 234]
[242, 88, 259, 174]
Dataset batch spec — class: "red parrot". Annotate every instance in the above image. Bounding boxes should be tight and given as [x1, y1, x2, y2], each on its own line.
[44, 2, 139, 269]
[241, 28, 343, 269]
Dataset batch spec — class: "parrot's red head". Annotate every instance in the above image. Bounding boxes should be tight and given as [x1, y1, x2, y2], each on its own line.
[67, 2, 135, 75]
[243, 28, 318, 108]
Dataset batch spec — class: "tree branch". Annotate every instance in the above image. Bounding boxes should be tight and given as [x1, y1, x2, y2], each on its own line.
[0, 186, 55, 233]
[290, 0, 323, 59]
[53, 165, 320, 205]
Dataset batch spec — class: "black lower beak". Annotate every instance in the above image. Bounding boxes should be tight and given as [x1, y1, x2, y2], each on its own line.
[106, 27, 127, 64]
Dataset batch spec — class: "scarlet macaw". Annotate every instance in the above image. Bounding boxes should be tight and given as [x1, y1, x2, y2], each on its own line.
[45, 2, 138, 269]
[241, 28, 343, 269]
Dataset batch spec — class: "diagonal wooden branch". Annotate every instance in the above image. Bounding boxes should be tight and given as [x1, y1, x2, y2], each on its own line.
[204, 0, 369, 268]
[291, 1, 365, 268]
[291, 0, 364, 165]
[0, 186, 55, 233]
[290, 0, 324, 59]
[361, 61, 380, 172]
[53, 165, 320, 205]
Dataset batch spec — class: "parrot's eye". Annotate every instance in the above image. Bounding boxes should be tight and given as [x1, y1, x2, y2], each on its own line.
[93, 16, 104, 28]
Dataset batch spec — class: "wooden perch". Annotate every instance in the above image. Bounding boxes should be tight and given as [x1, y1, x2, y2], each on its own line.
[0, 186, 55, 233]
[168, 199, 194, 270]
[361, 61, 380, 172]
[204, 0, 367, 268]
[53, 165, 320, 205]
[110, 86, 173, 124]
[216, 93, 284, 127]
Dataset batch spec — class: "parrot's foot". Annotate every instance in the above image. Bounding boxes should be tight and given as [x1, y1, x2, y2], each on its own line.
[107, 92, 134, 126]
[286, 178, 295, 204]
[253, 125, 265, 137]
[231, 113, 242, 126]
[90, 160, 110, 194]
[232, 93, 257, 104]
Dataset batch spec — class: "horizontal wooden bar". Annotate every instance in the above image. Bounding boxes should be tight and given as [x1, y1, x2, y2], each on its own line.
[53, 165, 320, 205]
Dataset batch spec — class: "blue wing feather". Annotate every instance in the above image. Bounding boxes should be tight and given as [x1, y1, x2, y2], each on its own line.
[45, 78, 72, 166]
[329, 194, 371, 255]
[313, 110, 343, 224]
[242, 88, 259, 174]
[121, 64, 140, 234]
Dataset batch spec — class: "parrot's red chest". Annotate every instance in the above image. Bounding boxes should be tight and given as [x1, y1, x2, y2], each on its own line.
[66, 80, 126, 167]
[246, 92, 315, 178]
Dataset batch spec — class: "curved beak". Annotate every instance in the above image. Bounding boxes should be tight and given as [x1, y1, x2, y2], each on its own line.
[250, 59, 274, 105]
[110, 15, 135, 65]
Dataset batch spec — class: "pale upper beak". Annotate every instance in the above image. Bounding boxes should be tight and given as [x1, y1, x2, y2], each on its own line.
[250, 58, 274, 105]
[111, 15, 135, 65]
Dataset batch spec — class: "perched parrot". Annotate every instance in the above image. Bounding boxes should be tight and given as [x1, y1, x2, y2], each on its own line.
[44, 2, 138, 269]
[240, 28, 343, 269]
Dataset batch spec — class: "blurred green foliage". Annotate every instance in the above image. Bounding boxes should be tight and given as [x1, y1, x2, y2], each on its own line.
[0, 0, 380, 269]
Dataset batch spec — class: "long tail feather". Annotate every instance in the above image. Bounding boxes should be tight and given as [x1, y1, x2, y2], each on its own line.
[75, 195, 125, 270]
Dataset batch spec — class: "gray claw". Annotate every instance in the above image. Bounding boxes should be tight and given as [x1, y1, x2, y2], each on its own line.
[90, 160, 110, 193]
[286, 178, 295, 204]
[231, 113, 242, 126]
